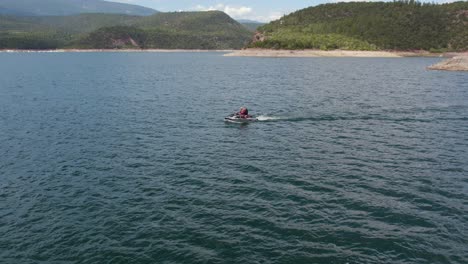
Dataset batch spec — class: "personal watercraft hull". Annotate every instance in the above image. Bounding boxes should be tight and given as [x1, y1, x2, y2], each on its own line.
[224, 116, 258, 123]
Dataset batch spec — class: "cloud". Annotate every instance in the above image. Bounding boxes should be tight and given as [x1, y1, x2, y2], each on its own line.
[265, 11, 284, 21]
[194, 4, 252, 18]
[192, 3, 287, 22]
[224, 6, 253, 17]
[327, 0, 379, 2]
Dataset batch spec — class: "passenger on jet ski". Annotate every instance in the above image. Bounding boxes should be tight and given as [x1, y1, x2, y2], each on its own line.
[224, 107, 257, 123]
[236, 107, 251, 118]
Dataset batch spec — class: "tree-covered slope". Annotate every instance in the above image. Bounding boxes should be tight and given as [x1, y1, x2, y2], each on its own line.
[0, 0, 157, 16]
[33, 14, 139, 33]
[251, 1, 468, 51]
[0, 11, 252, 49]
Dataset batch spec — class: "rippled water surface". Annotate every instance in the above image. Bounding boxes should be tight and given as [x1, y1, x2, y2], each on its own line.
[1, 52, 467, 264]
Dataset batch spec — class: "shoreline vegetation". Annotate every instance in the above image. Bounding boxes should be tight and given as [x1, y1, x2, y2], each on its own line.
[1, 2, 466, 54]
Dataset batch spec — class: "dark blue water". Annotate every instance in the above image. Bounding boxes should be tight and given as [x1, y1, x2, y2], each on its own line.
[1, 52, 467, 264]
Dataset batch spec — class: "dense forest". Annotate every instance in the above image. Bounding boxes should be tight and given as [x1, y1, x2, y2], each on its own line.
[0, 11, 252, 50]
[251, 1, 468, 51]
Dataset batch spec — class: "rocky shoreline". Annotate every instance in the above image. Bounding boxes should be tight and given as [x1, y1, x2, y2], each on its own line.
[428, 56, 468, 72]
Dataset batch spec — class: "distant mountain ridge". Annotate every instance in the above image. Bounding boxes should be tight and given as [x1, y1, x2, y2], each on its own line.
[237, 19, 265, 31]
[237, 19, 263, 24]
[0, 7, 35, 16]
[0, 0, 158, 16]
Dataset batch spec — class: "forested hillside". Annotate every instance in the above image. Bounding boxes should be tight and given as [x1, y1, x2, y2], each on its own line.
[0, 11, 252, 49]
[251, 1, 468, 51]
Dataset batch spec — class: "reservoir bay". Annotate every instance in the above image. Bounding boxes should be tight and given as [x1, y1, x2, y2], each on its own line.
[0, 52, 467, 263]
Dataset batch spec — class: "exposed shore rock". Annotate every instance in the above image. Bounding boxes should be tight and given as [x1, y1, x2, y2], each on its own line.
[428, 56, 468, 71]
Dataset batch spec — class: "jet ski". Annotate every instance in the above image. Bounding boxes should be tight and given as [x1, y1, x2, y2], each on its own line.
[224, 114, 258, 123]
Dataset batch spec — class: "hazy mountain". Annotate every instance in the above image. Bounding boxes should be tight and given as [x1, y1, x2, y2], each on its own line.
[237, 19, 263, 24]
[0, 0, 158, 16]
[0, 7, 35, 16]
[237, 19, 265, 31]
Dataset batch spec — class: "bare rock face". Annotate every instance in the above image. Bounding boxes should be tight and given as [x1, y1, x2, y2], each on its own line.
[110, 37, 139, 49]
[428, 56, 468, 71]
[252, 32, 266, 43]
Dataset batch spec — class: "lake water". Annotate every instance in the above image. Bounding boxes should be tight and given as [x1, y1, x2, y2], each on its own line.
[0, 52, 467, 264]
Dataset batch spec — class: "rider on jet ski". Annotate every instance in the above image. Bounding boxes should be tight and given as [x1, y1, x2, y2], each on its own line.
[236, 107, 251, 118]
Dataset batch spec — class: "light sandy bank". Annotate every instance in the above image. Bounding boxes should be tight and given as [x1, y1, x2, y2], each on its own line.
[428, 56, 468, 72]
[223, 49, 468, 58]
[224, 49, 404, 58]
